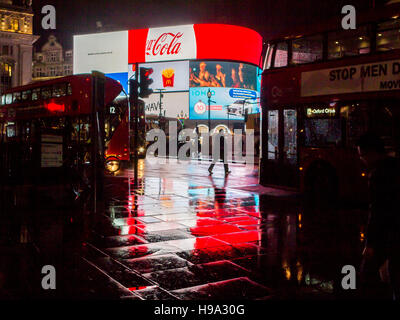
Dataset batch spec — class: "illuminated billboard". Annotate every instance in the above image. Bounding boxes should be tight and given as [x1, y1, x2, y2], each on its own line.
[189, 61, 257, 90]
[128, 24, 263, 67]
[189, 87, 258, 120]
[134, 61, 189, 92]
[142, 92, 189, 118]
[73, 31, 128, 74]
[73, 24, 263, 120]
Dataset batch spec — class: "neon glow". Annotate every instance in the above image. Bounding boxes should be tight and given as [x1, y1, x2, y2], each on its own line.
[45, 101, 65, 112]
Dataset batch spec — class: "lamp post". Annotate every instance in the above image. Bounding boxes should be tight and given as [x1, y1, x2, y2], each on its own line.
[155, 88, 165, 129]
[207, 88, 212, 133]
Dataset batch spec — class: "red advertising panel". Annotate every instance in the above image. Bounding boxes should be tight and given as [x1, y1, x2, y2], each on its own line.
[128, 24, 263, 67]
[193, 24, 262, 67]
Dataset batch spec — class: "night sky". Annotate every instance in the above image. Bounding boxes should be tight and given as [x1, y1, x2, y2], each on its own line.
[31, 0, 388, 50]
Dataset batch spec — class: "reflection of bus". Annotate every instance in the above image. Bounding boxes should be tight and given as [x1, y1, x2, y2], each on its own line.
[260, 3, 400, 202]
[0, 74, 124, 181]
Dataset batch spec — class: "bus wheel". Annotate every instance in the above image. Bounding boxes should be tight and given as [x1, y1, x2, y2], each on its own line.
[305, 165, 338, 209]
[105, 156, 121, 173]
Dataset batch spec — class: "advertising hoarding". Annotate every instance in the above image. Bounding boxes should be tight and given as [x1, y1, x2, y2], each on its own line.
[189, 87, 258, 120]
[189, 61, 257, 90]
[143, 92, 189, 118]
[144, 25, 197, 62]
[128, 24, 263, 67]
[133, 61, 189, 92]
[73, 31, 128, 74]
[301, 59, 400, 97]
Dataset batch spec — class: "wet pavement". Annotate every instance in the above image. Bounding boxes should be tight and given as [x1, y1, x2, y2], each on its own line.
[83, 158, 369, 300]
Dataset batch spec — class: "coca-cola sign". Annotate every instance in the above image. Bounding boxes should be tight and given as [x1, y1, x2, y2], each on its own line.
[145, 25, 196, 62]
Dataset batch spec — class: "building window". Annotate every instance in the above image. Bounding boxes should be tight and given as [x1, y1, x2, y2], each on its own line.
[48, 52, 58, 62]
[12, 19, 19, 31]
[2, 45, 9, 55]
[377, 18, 400, 51]
[328, 25, 371, 59]
[291, 35, 323, 64]
[0, 62, 12, 94]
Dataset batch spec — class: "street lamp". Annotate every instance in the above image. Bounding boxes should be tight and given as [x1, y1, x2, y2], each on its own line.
[155, 88, 166, 128]
[207, 88, 212, 134]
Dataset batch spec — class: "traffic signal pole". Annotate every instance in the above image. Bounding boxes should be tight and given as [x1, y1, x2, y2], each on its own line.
[91, 71, 106, 217]
[130, 65, 153, 185]
[129, 68, 139, 186]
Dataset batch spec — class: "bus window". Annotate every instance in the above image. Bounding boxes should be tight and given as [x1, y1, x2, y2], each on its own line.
[284, 109, 297, 164]
[340, 103, 369, 148]
[52, 83, 67, 97]
[268, 110, 279, 159]
[328, 25, 371, 59]
[22, 90, 31, 101]
[1, 95, 5, 105]
[291, 35, 323, 64]
[274, 42, 288, 68]
[377, 18, 400, 51]
[6, 124, 15, 138]
[5, 93, 12, 104]
[304, 118, 342, 147]
[41, 87, 52, 100]
[264, 43, 275, 69]
[12, 92, 21, 103]
[67, 83, 72, 95]
[32, 88, 40, 101]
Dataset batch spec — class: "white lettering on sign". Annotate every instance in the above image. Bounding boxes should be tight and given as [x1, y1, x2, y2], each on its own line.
[145, 25, 196, 62]
[301, 59, 400, 97]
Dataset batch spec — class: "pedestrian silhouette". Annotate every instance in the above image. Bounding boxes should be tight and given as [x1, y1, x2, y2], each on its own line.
[357, 132, 400, 300]
[208, 129, 231, 176]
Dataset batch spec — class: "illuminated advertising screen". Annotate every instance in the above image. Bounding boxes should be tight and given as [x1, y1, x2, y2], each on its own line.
[189, 61, 257, 90]
[135, 61, 189, 92]
[189, 87, 258, 120]
[142, 92, 189, 118]
[73, 31, 128, 74]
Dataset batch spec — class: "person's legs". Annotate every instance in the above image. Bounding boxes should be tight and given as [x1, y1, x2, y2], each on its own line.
[224, 163, 230, 174]
[208, 163, 215, 174]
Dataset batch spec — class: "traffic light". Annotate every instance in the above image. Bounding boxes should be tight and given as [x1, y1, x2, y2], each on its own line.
[139, 67, 154, 98]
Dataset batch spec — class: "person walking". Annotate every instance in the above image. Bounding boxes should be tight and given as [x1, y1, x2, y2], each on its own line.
[356, 132, 400, 300]
[208, 129, 231, 176]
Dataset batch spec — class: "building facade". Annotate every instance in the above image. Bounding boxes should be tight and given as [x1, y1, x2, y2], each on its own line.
[0, 0, 38, 94]
[32, 35, 73, 81]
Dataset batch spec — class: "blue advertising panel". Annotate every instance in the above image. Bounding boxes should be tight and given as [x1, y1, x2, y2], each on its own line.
[106, 72, 128, 96]
[189, 87, 258, 120]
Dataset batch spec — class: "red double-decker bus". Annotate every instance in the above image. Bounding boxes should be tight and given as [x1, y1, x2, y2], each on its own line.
[260, 3, 400, 203]
[0, 74, 128, 181]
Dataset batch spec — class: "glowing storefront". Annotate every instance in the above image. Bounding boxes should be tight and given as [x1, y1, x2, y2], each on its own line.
[73, 24, 263, 133]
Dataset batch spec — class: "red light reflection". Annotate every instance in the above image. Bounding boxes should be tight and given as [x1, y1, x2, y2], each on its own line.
[45, 101, 65, 112]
